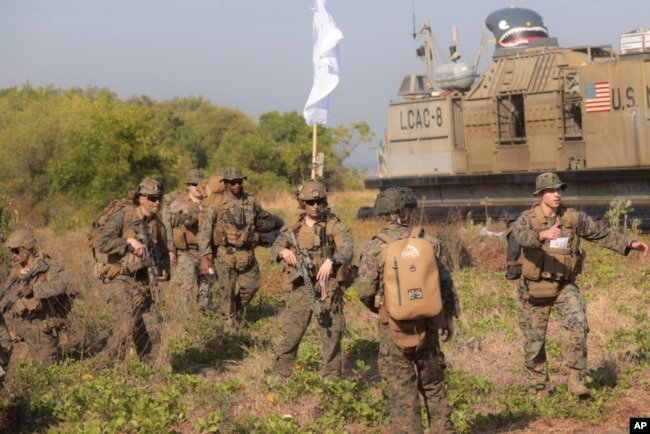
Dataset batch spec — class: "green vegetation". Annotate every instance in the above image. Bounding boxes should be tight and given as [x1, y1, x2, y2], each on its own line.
[0, 84, 373, 228]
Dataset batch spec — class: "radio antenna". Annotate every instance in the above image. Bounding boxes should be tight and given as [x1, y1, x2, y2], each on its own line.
[412, 0, 416, 39]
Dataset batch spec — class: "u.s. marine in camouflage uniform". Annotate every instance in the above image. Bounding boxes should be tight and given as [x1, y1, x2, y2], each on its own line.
[163, 169, 208, 307]
[97, 178, 170, 364]
[199, 167, 267, 327]
[1, 229, 71, 365]
[512, 172, 648, 397]
[357, 187, 459, 434]
[271, 179, 353, 378]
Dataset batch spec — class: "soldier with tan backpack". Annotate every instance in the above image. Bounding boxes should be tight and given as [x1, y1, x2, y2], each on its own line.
[357, 187, 460, 433]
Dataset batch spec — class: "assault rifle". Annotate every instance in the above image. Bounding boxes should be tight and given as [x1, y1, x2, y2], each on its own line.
[288, 232, 330, 327]
[0, 259, 50, 313]
[130, 219, 164, 322]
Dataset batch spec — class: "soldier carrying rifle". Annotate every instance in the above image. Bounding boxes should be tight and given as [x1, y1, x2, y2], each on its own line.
[271, 180, 354, 378]
[96, 178, 170, 365]
[1, 229, 71, 365]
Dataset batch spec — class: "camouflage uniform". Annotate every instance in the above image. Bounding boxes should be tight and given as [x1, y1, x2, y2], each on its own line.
[198, 167, 266, 325]
[271, 210, 354, 378]
[97, 179, 170, 364]
[0, 314, 11, 373]
[512, 202, 635, 391]
[2, 230, 70, 365]
[163, 169, 205, 305]
[358, 222, 460, 433]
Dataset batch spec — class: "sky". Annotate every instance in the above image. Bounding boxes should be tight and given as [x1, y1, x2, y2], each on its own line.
[2, 0, 648, 172]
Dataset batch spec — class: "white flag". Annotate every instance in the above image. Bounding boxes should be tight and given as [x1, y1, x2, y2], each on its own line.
[303, 0, 343, 126]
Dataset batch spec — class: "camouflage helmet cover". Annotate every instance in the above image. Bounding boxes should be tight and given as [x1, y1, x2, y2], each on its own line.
[533, 172, 567, 195]
[177, 204, 199, 228]
[186, 169, 204, 185]
[296, 179, 327, 201]
[374, 187, 418, 215]
[8, 229, 37, 250]
[137, 177, 165, 196]
[221, 166, 247, 181]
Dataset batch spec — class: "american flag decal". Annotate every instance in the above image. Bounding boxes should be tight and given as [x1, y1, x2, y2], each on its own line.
[584, 82, 611, 113]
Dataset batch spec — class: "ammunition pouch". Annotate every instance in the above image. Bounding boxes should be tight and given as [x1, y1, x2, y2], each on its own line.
[521, 248, 544, 280]
[388, 317, 427, 354]
[172, 227, 187, 250]
[94, 263, 122, 280]
[524, 278, 561, 302]
[120, 254, 155, 274]
[226, 249, 254, 271]
[282, 267, 301, 290]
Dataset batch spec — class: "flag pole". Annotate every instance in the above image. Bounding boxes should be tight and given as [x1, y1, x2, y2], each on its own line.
[311, 124, 318, 179]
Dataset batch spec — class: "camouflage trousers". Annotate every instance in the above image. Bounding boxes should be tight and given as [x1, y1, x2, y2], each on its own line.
[4, 313, 60, 365]
[215, 246, 260, 323]
[171, 248, 201, 304]
[274, 280, 345, 378]
[378, 320, 455, 434]
[102, 276, 162, 365]
[517, 281, 589, 389]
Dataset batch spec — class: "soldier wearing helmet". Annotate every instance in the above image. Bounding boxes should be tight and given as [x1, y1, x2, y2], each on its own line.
[271, 179, 354, 378]
[96, 177, 170, 364]
[162, 169, 212, 309]
[2, 229, 71, 365]
[356, 187, 460, 433]
[198, 166, 269, 329]
[511, 172, 648, 398]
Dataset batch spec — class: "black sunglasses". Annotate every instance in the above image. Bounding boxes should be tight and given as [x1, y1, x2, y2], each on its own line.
[304, 199, 326, 206]
[146, 195, 162, 202]
[227, 179, 243, 185]
[10, 247, 21, 255]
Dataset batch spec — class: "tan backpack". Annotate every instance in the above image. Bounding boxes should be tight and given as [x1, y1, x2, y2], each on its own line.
[88, 198, 136, 278]
[375, 226, 442, 321]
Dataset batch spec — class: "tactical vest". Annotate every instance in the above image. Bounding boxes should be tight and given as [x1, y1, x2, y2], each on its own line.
[519, 205, 584, 282]
[286, 214, 339, 279]
[210, 193, 259, 248]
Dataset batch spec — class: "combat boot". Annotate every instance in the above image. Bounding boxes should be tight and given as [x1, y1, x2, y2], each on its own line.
[567, 369, 590, 398]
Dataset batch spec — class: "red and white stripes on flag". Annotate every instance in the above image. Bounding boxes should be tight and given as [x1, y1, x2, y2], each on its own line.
[584, 82, 611, 113]
[303, 0, 343, 126]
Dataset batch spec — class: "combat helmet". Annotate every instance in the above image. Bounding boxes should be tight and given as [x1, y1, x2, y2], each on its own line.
[186, 169, 204, 185]
[296, 179, 327, 202]
[374, 187, 418, 215]
[7, 229, 37, 250]
[222, 166, 247, 182]
[136, 177, 165, 196]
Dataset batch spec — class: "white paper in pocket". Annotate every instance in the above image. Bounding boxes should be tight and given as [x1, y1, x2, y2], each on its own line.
[550, 237, 569, 248]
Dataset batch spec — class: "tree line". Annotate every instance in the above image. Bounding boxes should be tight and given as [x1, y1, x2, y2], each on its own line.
[0, 83, 374, 229]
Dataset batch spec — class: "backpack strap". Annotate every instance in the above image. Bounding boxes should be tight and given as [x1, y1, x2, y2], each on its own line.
[409, 226, 424, 238]
[374, 232, 394, 244]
